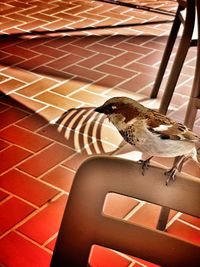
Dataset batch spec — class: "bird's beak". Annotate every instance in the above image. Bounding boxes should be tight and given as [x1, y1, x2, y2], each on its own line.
[94, 105, 105, 114]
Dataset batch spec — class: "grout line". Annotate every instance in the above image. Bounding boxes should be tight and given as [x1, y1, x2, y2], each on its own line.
[165, 212, 182, 229]
[123, 201, 145, 221]
[178, 218, 200, 231]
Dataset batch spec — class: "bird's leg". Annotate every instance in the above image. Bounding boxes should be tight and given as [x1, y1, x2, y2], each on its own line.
[164, 155, 186, 185]
[138, 156, 153, 175]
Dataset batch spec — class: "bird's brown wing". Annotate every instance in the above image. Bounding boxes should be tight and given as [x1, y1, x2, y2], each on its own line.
[146, 110, 199, 142]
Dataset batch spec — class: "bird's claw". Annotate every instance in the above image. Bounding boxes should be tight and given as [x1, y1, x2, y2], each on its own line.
[164, 167, 177, 185]
[138, 159, 150, 176]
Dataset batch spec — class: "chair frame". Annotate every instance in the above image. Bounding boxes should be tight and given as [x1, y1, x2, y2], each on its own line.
[50, 156, 200, 267]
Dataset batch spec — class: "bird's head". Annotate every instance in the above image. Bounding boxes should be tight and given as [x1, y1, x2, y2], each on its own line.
[95, 97, 147, 130]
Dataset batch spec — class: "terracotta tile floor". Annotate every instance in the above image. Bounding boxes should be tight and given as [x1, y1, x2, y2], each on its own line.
[0, 0, 200, 266]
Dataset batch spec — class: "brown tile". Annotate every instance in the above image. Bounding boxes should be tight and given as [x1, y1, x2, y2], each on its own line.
[0, 169, 59, 206]
[38, 106, 64, 122]
[35, 91, 81, 110]
[44, 19, 71, 30]
[103, 193, 139, 219]
[51, 79, 85, 96]
[7, 93, 45, 113]
[41, 165, 74, 192]
[128, 203, 176, 229]
[70, 90, 108, 105]
[37, 123, 93, 150]
[18, 20, 47, 30]
[63, 141, 117, 171]
[0, 125, 52, 152]
[1, 67, 40, 83]
[0, 79, 25, 94]
[119, 73, 155, 92]
[18, 143, 74, 177]
[18, 78, 57, 97]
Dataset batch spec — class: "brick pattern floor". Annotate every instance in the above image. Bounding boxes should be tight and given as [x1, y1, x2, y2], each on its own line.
[0, 0, 200, 267]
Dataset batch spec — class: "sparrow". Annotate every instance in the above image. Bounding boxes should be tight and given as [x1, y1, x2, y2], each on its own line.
[95, 96, 200, 185]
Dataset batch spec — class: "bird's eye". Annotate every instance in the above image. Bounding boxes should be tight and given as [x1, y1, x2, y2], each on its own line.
[111, 105, 117, 109]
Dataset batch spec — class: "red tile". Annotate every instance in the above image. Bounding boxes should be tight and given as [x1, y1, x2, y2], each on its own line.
[119, 73, 155, 92]
[131, 256, 160, 267]
[17, 113, 47, 131]
[0, 169, 59, 206]
[32, 45, 66, 58]
[60, 44, 95, 58]
[63, 65, 105, 82]
[45, 237, 56, 251]
[41, 165, 74, 192]
[128, 203, 176, 229]
[0, 125, 52, 152]
[18, 195, 67, 244]
[0, 145, 32, 174]
[180, 214, 200, 228]
[96, 63, 137, 79]
[103, 193, 139, 219]
[0, 232, 51, 267]
[108, 52, 141, 67]
[89, 245, 131, 267]
[0, 197, 35, 235]
[37, 123, 93, 149]
[47, 54, 83, 69]
[18, 143, 74, 177]
[0, 139, 9, 151]
[79, 53, 112, 69]
[0, 190, 9, 201]
[2, 93, 45, 113]
[0, 102, 9, 112]
[87, 43, 123, 56]
[167, 221, 200, 244]
[2, 45, 38, 59]
[0, 107, 29, 129]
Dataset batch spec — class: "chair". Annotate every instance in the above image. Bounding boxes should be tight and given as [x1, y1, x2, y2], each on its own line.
[150, 0, 198, 117]
[50, 156, 200, 267]
[184, 0, 200, 128]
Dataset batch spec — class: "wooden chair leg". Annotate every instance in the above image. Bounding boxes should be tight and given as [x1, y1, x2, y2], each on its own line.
[150, 5, 183, 98]
[159, 0, 195, 115]
[184, 0, 200, 129]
